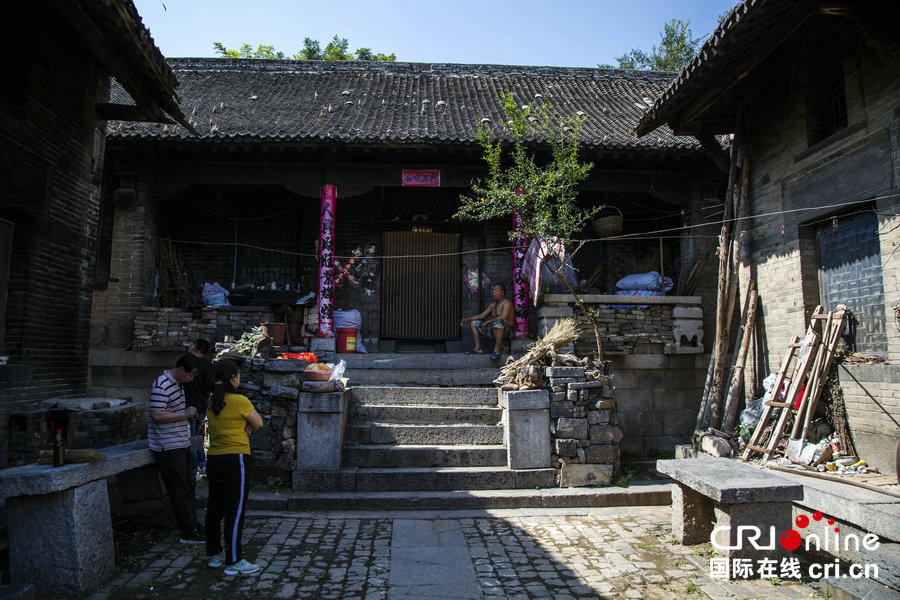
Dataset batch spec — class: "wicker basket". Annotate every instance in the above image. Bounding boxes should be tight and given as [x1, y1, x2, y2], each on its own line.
[592, 206, 623, 237]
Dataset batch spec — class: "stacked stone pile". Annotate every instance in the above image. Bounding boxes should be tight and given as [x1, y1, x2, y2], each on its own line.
[198, 307, 272, 343]
[133, 308, 201, 348]
[133, 307, 275, 349]
[572, 305, 671, 355]
[546, 366, 622, 486]
[537, 296, 703, 357]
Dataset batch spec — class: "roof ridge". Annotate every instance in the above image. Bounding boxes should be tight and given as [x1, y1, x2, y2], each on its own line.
[164, 58, 677, 82]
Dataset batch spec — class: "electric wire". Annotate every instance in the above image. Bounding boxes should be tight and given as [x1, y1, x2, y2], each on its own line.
[157, 190, 900, 261]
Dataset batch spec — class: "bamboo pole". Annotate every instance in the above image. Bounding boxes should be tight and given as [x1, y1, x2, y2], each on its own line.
[717, 277, 754, 429]
[696, 142, 740, 431]
[709, 156, 751, 430]
[721, 281, 758, 433]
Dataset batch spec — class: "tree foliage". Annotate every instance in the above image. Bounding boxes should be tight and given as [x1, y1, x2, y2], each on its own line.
[455, 94, 607, 359]
[213, 36, 396, 62]
[600, 18, 702, 72]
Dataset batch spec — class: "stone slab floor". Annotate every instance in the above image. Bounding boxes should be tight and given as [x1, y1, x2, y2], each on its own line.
[85, 506, 826, 600]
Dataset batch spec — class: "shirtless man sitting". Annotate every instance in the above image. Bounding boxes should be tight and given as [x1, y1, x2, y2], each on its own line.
[460, 283, 514, 360]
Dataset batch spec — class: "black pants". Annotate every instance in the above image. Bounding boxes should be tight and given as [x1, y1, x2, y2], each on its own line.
[153, 447, 198, 537]
[205, 453, 251, 564]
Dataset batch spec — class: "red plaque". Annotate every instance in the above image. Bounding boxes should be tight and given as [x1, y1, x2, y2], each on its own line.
[401, 169, 440, 187]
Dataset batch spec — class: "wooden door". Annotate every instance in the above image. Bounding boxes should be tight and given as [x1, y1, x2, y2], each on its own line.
[381, 232, 460, 339]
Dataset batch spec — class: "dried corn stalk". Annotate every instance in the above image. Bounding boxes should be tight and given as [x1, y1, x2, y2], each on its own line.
[495, 319, 581, 389]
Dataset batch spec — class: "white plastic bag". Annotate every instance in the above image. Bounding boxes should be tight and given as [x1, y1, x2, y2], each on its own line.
[329, 360, 346, 382]
[333, 310, 361, 329]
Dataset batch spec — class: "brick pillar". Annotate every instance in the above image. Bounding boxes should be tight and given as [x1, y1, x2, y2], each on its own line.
[90, 177, 157, 349]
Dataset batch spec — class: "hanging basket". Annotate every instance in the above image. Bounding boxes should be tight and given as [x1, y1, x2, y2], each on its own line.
[592, 206, 623, 237]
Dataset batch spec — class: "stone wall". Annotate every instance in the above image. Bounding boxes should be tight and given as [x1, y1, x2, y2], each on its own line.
[536, 297, 707, 456]
[610, 354, 707, 456]
[132, 307, 298, 350]
[538, 294, 705, 356]
[545, 366, 620, 486]
[235, 357, 305, 480]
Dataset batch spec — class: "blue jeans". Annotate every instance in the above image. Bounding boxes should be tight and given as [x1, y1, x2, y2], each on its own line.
[189, 415, 206, 473]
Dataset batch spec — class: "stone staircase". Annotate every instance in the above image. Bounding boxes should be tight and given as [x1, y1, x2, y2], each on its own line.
[295, 352, 556, 493]
[285, 352, 672, 510]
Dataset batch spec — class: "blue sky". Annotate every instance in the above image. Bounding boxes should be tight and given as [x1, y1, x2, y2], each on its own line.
[132, 0, 738, 68]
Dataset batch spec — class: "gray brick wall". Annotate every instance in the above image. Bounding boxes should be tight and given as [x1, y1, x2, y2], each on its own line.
[1, 11, 113, 465]
[740, 42, 900, 468]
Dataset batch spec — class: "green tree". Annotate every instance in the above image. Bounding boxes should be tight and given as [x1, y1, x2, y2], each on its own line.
[600, 18, 702, 72]
[213, 42, 285, 59]
[299, 38, 322, 60]
[322, 35, 352, 61]
[455, 94, 605, 360]
[213, 36, 395, 61]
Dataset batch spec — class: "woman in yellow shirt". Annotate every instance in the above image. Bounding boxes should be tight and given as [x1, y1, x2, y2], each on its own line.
[204, 359, 263, 576]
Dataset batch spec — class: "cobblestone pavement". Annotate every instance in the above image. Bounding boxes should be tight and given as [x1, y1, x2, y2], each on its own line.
[86, 506, 825, 600]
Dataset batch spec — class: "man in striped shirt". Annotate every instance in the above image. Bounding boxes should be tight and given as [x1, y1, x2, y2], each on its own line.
[148, 353, 205, 543]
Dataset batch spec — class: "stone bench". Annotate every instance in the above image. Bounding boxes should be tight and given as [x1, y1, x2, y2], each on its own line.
[656, 456, 803, 570]
[0, 438, 195, 598]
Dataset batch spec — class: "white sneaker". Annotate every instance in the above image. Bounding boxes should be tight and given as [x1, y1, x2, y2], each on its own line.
[224, 558, 261, 576]
[207, 553, 224, 568]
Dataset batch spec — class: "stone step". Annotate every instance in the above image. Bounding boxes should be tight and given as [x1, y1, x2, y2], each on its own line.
[350, 386, 499, 406]
[349, 404, 502, 425]
[822, 573, 899, 600]
[331, 353, 511, 370]
[349, 368, 500, 387]
[239, 481, 673, 511]
[343, 444, 508, 468]
[347, 423, 504, 445]
[293, 466, 556, 491]
[329, 353, 509, 386]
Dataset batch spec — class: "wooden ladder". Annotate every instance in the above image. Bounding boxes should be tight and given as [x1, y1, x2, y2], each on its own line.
[742, 306, 825, 463]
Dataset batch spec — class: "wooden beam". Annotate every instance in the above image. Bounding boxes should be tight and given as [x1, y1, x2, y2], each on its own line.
[696, 135, 730, 173]
[670, 120, 735, 137]
[677, 3, 815, 125]
[49, 0, 155, 107]
[49, 0, 195, 134]
[95, 103, 173, 124]
[843, 6, 900, 78]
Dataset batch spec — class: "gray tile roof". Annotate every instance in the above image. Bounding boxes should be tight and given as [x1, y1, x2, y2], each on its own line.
[109, 58, 699, 151]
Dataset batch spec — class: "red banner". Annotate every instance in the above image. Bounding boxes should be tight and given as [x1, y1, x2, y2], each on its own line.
[401, 169, 440, 187]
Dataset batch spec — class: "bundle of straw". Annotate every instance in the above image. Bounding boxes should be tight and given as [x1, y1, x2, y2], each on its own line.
[496, 318, 580, 385]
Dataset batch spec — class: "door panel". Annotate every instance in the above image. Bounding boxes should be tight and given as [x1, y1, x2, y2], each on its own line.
[817, 211, 886, 354]
[381, 232, 460, 339]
